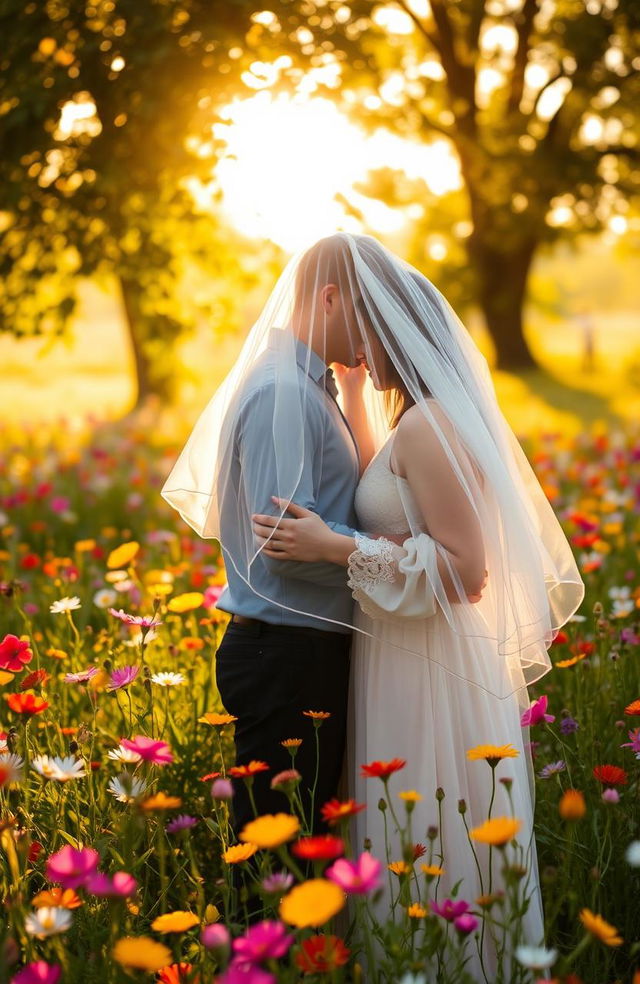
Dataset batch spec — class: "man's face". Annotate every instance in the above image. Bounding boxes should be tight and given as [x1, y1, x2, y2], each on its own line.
[320, 284, 362, 368]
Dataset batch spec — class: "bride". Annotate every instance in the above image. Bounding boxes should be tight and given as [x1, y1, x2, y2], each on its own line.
[248, 235, 585, 980]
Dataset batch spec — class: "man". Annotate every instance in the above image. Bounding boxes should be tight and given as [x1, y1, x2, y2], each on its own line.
[214, 238, 364, 837]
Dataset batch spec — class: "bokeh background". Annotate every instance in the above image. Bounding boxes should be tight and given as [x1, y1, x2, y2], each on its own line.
[1, 0, 639, 439]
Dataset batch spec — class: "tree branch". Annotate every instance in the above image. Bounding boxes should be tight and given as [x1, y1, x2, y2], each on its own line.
[508, 0, 539, 113]
[394, 0, 443, 55]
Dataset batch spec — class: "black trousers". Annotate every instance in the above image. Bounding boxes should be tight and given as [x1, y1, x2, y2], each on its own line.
[215, 619, 352, 838]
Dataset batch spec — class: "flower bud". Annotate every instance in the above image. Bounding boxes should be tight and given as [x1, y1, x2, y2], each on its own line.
[457, 799, 467, 814]
[378, 797, 387, 812]
[435, 787, 445, 801]
[427, 825, 438, 841]
[592, 601, 603, 616]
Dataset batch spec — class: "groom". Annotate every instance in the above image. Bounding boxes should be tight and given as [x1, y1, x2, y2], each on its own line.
[215, 240, 364, 836]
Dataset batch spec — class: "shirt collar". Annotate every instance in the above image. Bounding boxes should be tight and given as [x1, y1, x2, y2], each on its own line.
[294, 336, 328, 383]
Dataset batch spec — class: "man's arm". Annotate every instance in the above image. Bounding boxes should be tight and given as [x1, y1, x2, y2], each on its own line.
[238, 383, 354, 587]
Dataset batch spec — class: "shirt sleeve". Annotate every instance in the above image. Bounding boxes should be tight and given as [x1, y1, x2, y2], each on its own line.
[238, 382, 352, 588]
[346, 532, 439, 620]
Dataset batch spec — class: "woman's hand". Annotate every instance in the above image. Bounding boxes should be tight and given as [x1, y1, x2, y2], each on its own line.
[333, 362, 366, 398]
[252, 498, 338, 563]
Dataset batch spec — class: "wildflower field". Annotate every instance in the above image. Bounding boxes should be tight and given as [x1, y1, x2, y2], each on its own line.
[0, 413, 639, 984]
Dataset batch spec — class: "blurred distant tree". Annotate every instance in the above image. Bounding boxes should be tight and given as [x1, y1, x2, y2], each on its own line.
[263, 0, 640, 368]
[0, 0, 277, 405]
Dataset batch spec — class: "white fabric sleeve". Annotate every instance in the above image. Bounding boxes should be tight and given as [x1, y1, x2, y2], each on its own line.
[346, 532, 439, 621]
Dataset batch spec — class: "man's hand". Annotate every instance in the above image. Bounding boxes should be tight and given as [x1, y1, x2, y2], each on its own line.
[252, 498, 336, 563]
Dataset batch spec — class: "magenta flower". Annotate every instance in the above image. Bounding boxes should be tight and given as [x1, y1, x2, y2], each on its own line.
[203, 585, 225, 608]
[107, 665, 140, 691]
[201, 923, 231, 950]
[10, 962, 61, 984]
[520, 695, 555, 727]
[218, 967, 275, 984]
[120, 735, 174, 765]
[431, 898, 470, 921]
[85, 871, 137, 897]
[108, 607, 163, 629]
[620, 728, 640, 753]
[454, 913, 479, 934]
[602, 788, 620, 804]
[232, 920, 294, 965]
[45, 846, 100, 889]
[325, 851, 383, 895]
[166, 814, 198, 834]
[211, 778, 234, 800]
[64, 667, 99, 684]
[261, 871, 294, 894]
[0, 633, 33, 673]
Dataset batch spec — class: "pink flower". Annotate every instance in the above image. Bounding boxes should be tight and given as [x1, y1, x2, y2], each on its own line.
[454, 913, 479, 934]
[0, 634, 33, 673]
[201, 923, 231, 950]
[218, 968, 275, 984]
[50, 496, 70, 514]
[620, 728, 640, 753]
[602, 788, 620, 804]
[45, 846, 100, 889]
[520, 695, 555, 727]
[232, 920, 294, 965]
[203, 585, 225, 608]
[166, 814, 198, 834]
[325, 851, 382, 895]
[10, 962, 61, 984]
[64, 667, 99, 684]
[85, 871, 137, 896]
[211, 778, 234, 800]
[261, 871, 294, 894]
[108, 607, 163, 629]
[107, 665, 140, 691]
[120, 735, 174, 765]
[431, 898, 470, 921]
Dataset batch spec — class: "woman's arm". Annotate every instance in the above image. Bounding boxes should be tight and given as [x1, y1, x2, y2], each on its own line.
[333, 364, 376, 474]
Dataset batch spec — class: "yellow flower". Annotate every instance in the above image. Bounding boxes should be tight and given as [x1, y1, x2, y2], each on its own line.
[223, 843, 258, 864]
[555, 654, 586, 668]
[579, 908, 623, 947]
[280, 878, 345, 927]
[407, 903, 428, 918]
[421, 864, 445, 878]
[388, 861, 411, 875]
[140, 792, 182, 811]
[559, 789, 586, 821]
[0, 671, 14, 686]
[167, 592, 204, 613]
[143, 569, 174, 586]
[88, 669, 109, 692]
[46, 648, 67, 660]
[466, 744, 520, 767]
[198, 712, 237, 727]
[470, 816, 522, 846]
[107, 541, 140, 569]
[151, 911, 200, 933]
[112, 936, 172, 971]
[398, 790, 423, 803]
[74, 539, 96, 552]
[239, 813, 300, 849]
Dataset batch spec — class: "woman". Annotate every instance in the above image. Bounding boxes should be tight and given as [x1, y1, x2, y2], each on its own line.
[249, 236, 584, 980]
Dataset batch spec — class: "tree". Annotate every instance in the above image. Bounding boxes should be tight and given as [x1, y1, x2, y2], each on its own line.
[0, 0, 269, 405]
[261, 0, 640, 368]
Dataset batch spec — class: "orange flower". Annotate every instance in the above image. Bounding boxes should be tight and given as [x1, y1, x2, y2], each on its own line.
[4, 692, 49, 715]
[388, 861, 410, 875]
[198, 712, 237, 727]
[303, 710, 331, 720]
[593, 765, 628, 787]
[295, 935, 350, 973]
[470, 817, 522, 846]
[239, 813, 300, 849]
[421, 864, 445, 878]
[280, 879, 345, 928]
[167, 592, 204, 613]
[407, 903, 428, 918]
[361, 758, 406, 779]
[624, 699, 640, 716]
[579, 908, 623, 946]
[151, 911, 199, 934]
[555, 654, 586, 668]
[140, 792, 182, 811]
[32, 887, 83, 909]
[320, 799, 366, 826]
[178, 636, 205, 651]
[157, 964, 199, 984]
[281, 738, 303, 748]
[228, 760, 269, 778]
[559, 789, 586, 820]
[222, 843, 258, 864]
[107, 541, 140, 569]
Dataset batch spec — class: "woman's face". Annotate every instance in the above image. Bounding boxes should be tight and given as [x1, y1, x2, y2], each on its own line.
[355, 321, 392, 391]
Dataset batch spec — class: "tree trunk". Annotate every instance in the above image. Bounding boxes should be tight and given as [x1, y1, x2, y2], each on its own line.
[467, 234, 538, 370]
[119, 274, 162, 408]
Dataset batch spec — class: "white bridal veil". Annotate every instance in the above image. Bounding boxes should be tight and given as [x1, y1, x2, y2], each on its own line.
[161, 232, 584, 699]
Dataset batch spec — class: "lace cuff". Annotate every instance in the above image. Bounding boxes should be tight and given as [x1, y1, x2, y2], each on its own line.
[347, 533, 396, 595]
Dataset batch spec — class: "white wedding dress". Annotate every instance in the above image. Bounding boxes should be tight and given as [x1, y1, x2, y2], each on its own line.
[346, 435, 545, 982]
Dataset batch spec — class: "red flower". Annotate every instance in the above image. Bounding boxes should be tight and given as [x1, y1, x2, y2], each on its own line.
[200, 771, 222, 782]
[625, 700, 640, 716]
[156, 964, 199, 984]
[295, 934, 350, 973]
[320, 799, 367, 826]
[361, 758, 407, 779]
[4, 692, 49, 716]
[292, 836, 345, 861]
[0, 634, 33, 673]
[20, 669, 50, 691]
[551, 631, 569, 646]
[228, 761, 269, 778]
[29, 841, 43, 863]
[413, 843, 427, 860]
[593, 764, 628, 787]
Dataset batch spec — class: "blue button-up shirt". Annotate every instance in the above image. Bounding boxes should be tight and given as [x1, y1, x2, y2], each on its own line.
[216, 336, 360, 632]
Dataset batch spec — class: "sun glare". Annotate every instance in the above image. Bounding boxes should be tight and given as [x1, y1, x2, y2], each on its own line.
[197, 92, 461, 252]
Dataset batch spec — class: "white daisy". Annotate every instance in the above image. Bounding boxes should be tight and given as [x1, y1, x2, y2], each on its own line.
[107, 746, 142, 764]
[25, 906, 73, 938]
[49, 596, 82, 614]
[108, 772, 149, 803]
[114, 579, 136, 593]
[608, 586, 631, 601]
[0, 736, 8, 753]
[625, 840, 640, 867]
[93, 588, 117, 609]
[0, 752, 24, 784]
[31, 755, 86, 782]
[151, 672, 185, 687]
[515, 945, 558, 970]
[122, 628, 159, 648]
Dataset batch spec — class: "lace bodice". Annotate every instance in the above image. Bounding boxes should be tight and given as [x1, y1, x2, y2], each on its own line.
[354, 437, 412, 535]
